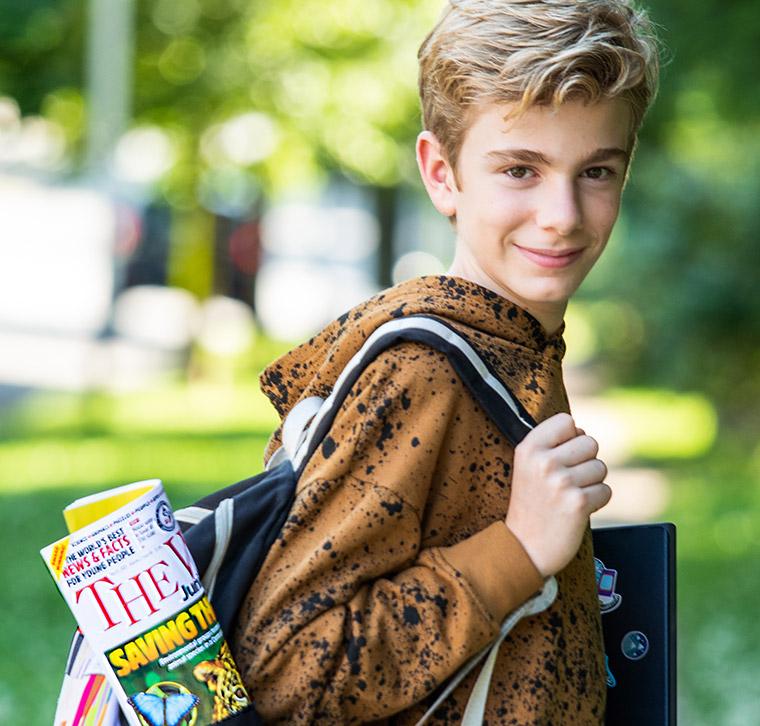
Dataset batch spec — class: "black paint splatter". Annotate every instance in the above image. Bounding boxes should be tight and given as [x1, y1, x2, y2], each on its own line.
[322, 436, 337, 458]
[380, 500, 403, 516]
[403, 606, 421, 626]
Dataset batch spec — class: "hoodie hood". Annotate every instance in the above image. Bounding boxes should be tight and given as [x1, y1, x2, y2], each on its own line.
[259, 274, 566, 421]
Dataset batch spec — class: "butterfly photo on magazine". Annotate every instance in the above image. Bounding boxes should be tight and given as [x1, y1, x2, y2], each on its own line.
[127, 689, 199, 726]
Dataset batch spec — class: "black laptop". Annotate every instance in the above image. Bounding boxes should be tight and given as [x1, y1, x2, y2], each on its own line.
[591, 523, 677, 725]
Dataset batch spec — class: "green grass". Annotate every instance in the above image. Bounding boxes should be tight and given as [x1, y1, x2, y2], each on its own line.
[662, 447, 760, 725]
[2, 475, 271, 725]
[0, 376, 279, 724]
[0, 381, 280, 493]
[599, 387, 718, 459]
[676, 556, 760, 725]
[2, 373, 759, 724]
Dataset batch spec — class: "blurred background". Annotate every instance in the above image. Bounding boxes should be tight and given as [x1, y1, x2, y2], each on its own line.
[1, 0, 758, 722]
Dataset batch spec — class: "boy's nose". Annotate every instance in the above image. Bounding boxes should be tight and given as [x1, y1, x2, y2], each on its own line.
[535, 181, 583, 237]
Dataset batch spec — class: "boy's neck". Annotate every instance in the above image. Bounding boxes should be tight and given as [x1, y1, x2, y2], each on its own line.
[446, 258, 567, 337]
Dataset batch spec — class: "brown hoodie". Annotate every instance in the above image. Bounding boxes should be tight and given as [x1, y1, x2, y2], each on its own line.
[232, 275, 606, 724]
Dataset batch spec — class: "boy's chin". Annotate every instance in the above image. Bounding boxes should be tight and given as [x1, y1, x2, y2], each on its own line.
[516, 285, 577, 310]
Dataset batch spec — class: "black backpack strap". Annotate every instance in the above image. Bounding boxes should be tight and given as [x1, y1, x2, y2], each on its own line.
[291, 314, 537, 478]
[176, 313, 539, 619]
[177, 314, 539, 633]
[276, 314, 554, 725]
[169, 313, 542, 726]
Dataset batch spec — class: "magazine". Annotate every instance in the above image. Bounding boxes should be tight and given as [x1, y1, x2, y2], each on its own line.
[41, 479, 252, 726]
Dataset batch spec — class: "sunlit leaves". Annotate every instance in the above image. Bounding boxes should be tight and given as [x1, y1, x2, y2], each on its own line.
[151, 0, 202, 37]
[157, 36, 206, 85]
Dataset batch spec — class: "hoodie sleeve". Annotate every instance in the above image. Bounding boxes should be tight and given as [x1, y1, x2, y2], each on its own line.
[232, 342, 544, 723]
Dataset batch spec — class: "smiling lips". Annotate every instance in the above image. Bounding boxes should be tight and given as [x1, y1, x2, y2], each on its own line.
[514, 244, 585, 269]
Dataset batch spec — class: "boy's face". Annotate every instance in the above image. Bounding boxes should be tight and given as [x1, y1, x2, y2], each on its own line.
[417, 99, 631, 332]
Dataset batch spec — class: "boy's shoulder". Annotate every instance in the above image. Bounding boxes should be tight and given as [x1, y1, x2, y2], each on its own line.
[259, 276, 461, 416]
[259, 276, 474, 420]
[260, 274, 566, 427]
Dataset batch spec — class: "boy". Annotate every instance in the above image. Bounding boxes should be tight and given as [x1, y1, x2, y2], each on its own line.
[232, 0, 660, 722]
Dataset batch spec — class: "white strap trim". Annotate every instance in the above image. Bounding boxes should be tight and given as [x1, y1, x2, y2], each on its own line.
[293, 316, 532, 472]
[174, 505, 213, 525]
[202, 497, 235, 599]
[264, 396, 326, 471]
[282, 396, 324, 461]
[415, 577, 558, 726]
[266, 314, 553, 723]
[265, 445, 288, 471]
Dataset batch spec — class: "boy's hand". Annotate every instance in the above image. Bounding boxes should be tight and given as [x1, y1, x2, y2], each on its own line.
[505, 413, 611, 578]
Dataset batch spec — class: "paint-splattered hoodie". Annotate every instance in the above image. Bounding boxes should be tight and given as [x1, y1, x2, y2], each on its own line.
[232, 275, 606, 724]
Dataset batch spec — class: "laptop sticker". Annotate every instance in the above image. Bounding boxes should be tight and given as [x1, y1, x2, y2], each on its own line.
[594, 557, 622, 614]
[605, 654, 617, 688]
[621, 631, 650, 661]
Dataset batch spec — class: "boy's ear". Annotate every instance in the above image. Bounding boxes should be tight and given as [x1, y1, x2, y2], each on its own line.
[416, 130, 458, 218]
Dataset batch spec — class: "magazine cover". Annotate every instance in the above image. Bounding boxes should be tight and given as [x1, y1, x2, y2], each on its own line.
[42, 479, 251, 726]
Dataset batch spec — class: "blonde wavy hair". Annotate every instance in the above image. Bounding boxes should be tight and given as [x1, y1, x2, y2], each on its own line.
[418, 0, 661, 172]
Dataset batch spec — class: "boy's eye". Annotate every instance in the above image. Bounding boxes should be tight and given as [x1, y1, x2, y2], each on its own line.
[504, 166, 534, 180]
[583, 166, 615, 180]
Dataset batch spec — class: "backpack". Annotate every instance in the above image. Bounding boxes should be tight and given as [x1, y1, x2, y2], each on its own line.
[176, 314, 558, 725]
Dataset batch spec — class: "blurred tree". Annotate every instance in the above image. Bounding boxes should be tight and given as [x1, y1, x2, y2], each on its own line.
[0, 0, 85, 111]
[130, 0, 440, 285]
[1, 0, 759, 419]
[580, 0, 760, 422]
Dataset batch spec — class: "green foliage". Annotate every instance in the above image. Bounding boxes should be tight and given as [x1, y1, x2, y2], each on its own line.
[129, 0, 442, 194]
[583, 141, 760, 416]
[574, 0, 760, 417]
[0, 0, 85, 112]
[662, 447, 760, 723]
[2, 3, 760, 722]
[3, 0, 758, 417]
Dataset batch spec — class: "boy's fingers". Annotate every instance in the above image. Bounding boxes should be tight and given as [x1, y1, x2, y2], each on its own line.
[583, 482, 612, 513]
[570, 458, 608, 487]
[554, 435, 599, 466]
[526, 413, 577, 448]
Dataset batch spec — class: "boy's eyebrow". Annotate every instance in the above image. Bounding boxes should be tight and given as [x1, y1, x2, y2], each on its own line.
[485, 147, 630, 165]
[486, 148, 551, 165]
[584, 147, 631, 165]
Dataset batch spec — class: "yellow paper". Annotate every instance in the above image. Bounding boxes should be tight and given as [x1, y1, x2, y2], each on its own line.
[63, 480, 156, 532]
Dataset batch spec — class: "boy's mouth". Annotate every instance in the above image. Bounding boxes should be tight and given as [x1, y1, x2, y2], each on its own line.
[514, 244, 584, 269]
